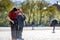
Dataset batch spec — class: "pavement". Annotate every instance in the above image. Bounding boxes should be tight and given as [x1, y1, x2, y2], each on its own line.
[0, 27, 11, 40]
[0, 27, 60, 40]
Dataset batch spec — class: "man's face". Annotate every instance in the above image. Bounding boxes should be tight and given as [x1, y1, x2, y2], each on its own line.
[15, 11, 18, 13]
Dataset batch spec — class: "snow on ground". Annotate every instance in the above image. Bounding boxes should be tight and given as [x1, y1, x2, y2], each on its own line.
[0, 27, 60, 40]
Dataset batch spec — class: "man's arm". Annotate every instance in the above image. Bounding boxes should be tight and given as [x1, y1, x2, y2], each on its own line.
[7, 16, 14, 24]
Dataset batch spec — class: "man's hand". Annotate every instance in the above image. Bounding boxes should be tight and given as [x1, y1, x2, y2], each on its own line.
[11, 20, 14, 24]
[7, 17, 14, 24]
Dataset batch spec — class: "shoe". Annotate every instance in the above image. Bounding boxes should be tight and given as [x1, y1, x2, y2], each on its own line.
[19, 38, 24, 40]
[52, 31, 55, 33]
[17, 38, 20, 40]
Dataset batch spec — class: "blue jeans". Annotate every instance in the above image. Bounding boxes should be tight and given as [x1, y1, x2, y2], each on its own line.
[16, 27, 23, 39]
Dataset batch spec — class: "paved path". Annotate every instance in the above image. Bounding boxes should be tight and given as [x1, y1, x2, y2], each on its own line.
[22, 30, 60, 40]
[0, 27, 11, 40]
[0, 27, 60, 40]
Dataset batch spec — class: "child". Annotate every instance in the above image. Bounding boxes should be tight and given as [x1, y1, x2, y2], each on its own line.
[16, 12, 26, 40]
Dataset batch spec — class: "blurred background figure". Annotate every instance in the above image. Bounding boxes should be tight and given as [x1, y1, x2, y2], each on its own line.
[50, 19, 58, 33]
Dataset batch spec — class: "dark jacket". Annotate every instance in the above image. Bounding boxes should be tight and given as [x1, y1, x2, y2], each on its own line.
[16, 15, 26, 27]
[50, 20, 58, 26]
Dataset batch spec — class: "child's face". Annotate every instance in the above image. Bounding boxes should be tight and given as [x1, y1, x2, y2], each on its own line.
[18, 13, 22, 15]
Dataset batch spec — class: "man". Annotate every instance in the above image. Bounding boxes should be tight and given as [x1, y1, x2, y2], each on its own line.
[8, 8, 18, 40]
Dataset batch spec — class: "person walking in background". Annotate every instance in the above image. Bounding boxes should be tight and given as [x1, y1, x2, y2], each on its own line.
[50, 19, 58, 33]
[16, 9, 26, 40]
[7, 8, 18, 40]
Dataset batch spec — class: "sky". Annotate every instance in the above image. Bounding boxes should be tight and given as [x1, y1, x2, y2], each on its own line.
[12, 0, 25, 2]
[45, 0, 59, 4]
[12, 0, 60, 4]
